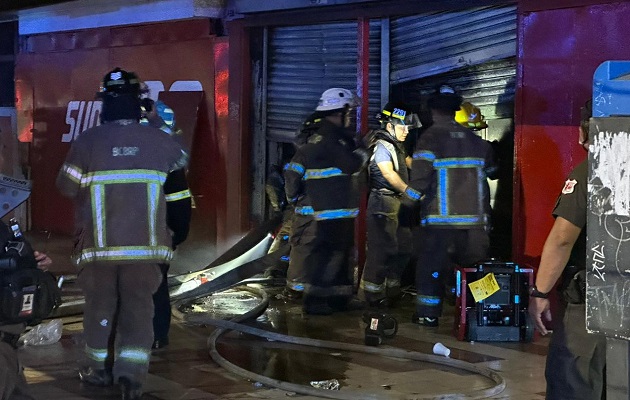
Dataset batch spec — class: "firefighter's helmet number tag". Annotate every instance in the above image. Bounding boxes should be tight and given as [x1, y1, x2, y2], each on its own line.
[392, 108, 407, 120]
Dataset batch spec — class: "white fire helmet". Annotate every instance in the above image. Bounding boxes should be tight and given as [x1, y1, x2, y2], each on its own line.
[316, 88, 360, 111]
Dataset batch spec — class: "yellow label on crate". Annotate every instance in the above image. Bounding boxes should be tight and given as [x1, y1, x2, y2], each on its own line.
[468, 273, 500, 303]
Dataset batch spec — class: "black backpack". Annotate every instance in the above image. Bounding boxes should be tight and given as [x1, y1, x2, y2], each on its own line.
[0, 227, 62, 326]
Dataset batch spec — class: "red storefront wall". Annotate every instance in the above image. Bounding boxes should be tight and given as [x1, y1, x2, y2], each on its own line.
[15, 19, 233, 251]
[514, 1, 630, 267]
[15, 0, 630, 266]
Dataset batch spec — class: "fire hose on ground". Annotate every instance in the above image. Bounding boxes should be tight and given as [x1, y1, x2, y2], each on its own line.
[172, 285, 506, 400]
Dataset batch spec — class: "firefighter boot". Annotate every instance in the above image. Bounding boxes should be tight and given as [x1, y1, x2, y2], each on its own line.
[78, 366, 113, 387]
[119, 376, 143, 400]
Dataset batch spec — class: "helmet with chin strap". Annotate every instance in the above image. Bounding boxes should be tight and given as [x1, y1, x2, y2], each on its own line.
[377, 102, 421, 128]
[316, 88, 360, 112]
[99, 67, 141, 97]
[455, 102, 488, 130]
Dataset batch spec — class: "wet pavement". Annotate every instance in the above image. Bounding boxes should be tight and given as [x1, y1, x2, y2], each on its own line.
[17, 230, 549, 399]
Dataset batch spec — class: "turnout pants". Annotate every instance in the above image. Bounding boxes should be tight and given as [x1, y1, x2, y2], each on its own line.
[78, 263, 162, 385]
[152, 263, 171, 342]
[414, 228, 488, 318]
[360, 192, 412, 304]
[545, 302, 606, 400]
[286, 214, 316, 293]
[264, 210, 294, 278]
[302, 219, 355, 310]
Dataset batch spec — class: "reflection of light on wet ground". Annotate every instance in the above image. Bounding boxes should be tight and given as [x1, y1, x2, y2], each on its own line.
[180, 289, 262, 319]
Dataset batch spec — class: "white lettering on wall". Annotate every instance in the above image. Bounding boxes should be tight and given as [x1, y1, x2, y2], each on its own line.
[61, 100, 102, 143]
[144, 80, 165, 102]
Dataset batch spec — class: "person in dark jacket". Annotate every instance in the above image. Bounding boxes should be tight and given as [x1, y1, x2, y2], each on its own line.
[528, 100, 605, 400]
[57, 68, 188, 400]
[140, 97, 192, 350]
[262, 137, 303, 283]
[284, 88, 367, 315]
[409, 85, 497, 327]
[359, 103, 422, 308]
[277, 113, 322, 296]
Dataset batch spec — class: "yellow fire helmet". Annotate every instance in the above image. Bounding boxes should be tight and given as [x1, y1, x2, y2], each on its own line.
[455, 102, 488, 130]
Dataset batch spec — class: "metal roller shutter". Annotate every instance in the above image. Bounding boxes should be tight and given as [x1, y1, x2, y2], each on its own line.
[266, 20, 382, 142]
[395, 57, 517, 121]
[390, 5, 517, 84]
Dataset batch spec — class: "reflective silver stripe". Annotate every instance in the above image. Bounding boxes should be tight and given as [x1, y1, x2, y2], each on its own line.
[62, 163, 83, 183]
[172, 151, 189, 171]
[81, 170, 167, 187]
[360, 279, 385, 294]
[165, 189, 191, 202]
[85, 345, 108, 362]
[118, 347, 150, 364]
[148, 183, 159, 247]
[74, 246, 172, 265]
[92, 184, 106, 247]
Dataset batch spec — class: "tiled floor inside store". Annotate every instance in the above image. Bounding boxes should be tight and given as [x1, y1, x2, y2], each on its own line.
[17, 231, 549, 400]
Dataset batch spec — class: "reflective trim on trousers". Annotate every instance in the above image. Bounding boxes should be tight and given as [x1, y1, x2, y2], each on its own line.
[117, 347, 151, 365]
[288, 282, 305, 292]
[74, 246, 172, 265]
[417, 295, 441, 306]
[85, 345, 108, 363]
[359, 279, 385, 294]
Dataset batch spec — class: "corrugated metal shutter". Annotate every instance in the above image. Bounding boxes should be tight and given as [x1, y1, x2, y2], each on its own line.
[266, 21, 381, 142]
[390, 5, 517, 84]
[396, 57, 517, 120]
[367, 20, 382, 130]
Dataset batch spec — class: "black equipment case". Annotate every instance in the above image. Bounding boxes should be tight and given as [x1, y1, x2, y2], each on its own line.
[454, 260, 535, 342]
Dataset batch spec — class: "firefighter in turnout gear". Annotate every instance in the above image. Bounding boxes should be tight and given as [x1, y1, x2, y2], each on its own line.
[56, 68, 188, 400]
[282, 112, 323, 297]
[262, 156, 292, 281]
[284, 88, 367, 315]
[359, 103, 422, 308]
[140, 97, 192, 350]
[409, 85, 497, 327]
